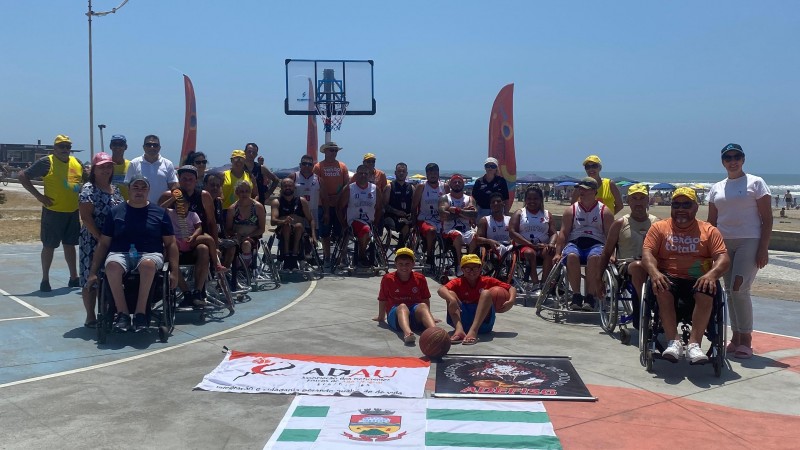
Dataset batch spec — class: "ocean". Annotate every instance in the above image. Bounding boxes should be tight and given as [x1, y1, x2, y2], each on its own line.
[416, 169, 800, 200]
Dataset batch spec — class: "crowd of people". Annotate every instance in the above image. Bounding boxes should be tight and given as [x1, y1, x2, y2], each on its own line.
[20, 136, 774, 361]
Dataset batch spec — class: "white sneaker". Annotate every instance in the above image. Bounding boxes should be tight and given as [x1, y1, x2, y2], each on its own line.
[662, 340, 683, 363]
[686, 343, 709, 365]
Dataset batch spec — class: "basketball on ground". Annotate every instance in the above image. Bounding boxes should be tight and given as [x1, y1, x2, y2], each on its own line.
[419, 327, 451, 359]
[489, 286, 510, 310]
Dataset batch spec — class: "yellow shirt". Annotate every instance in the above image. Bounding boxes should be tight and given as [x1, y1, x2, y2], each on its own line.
[222, 170, 254, 209]
[43, 154, 83, 212]
[597, 178, 616, 213]
[112, 160, 130, 200]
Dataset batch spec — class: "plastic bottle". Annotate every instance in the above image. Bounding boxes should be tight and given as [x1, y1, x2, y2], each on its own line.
[128, 244, 140, 267]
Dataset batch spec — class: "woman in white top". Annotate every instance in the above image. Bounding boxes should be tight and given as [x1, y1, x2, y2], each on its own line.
[707, 143, 772, 359]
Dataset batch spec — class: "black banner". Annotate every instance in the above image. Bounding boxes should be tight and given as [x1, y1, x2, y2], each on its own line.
[434, 355, 596, 401]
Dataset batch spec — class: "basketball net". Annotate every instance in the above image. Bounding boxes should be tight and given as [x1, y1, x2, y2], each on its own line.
[315, 100, 348, 131]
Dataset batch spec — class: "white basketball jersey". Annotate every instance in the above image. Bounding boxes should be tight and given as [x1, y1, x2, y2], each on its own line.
[346, 182, 377, 225]
[567, 201, 607, 244]
[485, 215, 511, 243]
[294, 171, 320, 212]
[519, 208, 551, 244]
[419, 181, 445, 225]
[442, 193, 473, 232]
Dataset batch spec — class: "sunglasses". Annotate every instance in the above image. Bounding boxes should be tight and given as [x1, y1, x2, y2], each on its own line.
[671, 201, 694, 209]
[300, 162, 314, 167]
[56, 144, 72, 150]
[144, 143, 160, 148]
[485, 164, 498, 169]
[194, 160, 208, 165]
[110, 142, 126, 147]
[584, 164, 600, 170]
[722, 153, 743, 162]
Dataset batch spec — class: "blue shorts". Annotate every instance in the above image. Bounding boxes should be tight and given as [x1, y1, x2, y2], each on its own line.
[562, 242, 604, 264]
[447, 302, 495, 334]
[318, 206, 342, 239]
[387, 304, 423, 331]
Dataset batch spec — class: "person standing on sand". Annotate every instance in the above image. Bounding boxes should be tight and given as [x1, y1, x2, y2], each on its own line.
[707, 143, 772, 360]
[571, 155, 624, 215]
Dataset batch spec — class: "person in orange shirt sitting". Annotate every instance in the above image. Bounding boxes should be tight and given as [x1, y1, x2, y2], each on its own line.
[642, 187, 729, 365]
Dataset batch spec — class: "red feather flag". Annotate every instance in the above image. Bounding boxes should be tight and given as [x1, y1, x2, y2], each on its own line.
[488, 83, 516, 202]
[180, 74, 197, 166]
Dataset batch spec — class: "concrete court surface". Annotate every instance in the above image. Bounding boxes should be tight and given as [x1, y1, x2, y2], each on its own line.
[0, 243, 799, 449]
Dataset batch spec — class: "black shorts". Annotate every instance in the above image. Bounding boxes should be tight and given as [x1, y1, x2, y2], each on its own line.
[41, 208, 80, 248]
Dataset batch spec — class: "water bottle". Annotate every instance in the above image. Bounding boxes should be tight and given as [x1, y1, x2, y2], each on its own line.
[128, 244, 140, 268]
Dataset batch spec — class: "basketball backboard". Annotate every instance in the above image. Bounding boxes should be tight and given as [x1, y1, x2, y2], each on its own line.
[284, 59, 376, 116]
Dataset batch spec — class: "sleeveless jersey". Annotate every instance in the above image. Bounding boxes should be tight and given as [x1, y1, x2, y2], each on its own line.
[596, 178, 616, 213]
[485, 215, 511, 243]
[442, 193, 473, 232]
[519, 208, 551, 244]
[419, 181, 445, 225]
[221, 170, 253, 209]
[250, 161, 267, 204]
[387, 180, 414, 216]
[294, 171, 320, 212]
[43, 154, 83, 212]
[617, 213, 658, 260]
[346, 182, 377, 225]
[567, 201, 607, 244]
[182, 189, 208, 233]
[278, 195, 304, 218]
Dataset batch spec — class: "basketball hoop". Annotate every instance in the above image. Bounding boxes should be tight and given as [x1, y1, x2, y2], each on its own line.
[315, 99, 349, 131]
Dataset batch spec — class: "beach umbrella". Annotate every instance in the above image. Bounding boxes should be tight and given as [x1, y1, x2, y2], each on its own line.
[651, 182, 676, 190]
[691, 183, 709, 192]
[550, 174, 580, 183]
[556, 181, 577, 187]
[410, 174, 426, 179]
[612, 176, 639, 183]
[518, 173, 551, 183]
[616, 180, 634, 187]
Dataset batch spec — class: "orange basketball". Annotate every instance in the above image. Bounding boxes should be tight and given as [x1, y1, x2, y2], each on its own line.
[489, 286, 510, 310]
[419, 327, 451, 359]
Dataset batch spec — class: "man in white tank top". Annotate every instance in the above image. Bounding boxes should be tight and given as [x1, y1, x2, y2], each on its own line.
[472, 192, 512, 261]
[601, 184, 658, 327]
[289, 155, 321, 232]
[439, 174, 477, 274]
[558, 177, 614, 311]
[338, 165, 382, 267]
[411, 163, 448, 268]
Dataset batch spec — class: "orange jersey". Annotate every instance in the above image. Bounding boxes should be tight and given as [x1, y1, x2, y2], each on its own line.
[313, 160, 349, 203]
[643, 219, 727, 280]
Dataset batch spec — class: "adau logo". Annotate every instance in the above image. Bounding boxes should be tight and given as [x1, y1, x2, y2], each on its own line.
[343, 408, 407, 442]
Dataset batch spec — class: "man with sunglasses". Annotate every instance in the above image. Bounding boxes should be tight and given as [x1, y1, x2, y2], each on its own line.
[572, 155, 624, 215]
[108, 135, 130, 200]
[19, 135, 85, 292]
[124, 135, 178, 204]
[642, 187, 729, 365]
[351, 152, 387, 192]
[472, 157, 510, 218]
[289, 154, 321, 233]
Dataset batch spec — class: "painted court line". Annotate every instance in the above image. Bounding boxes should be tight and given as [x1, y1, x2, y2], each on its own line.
[0, 280, 316, 389]
[0, 287, 49, 321]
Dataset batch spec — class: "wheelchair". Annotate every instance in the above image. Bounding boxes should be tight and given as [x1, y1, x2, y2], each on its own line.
[598, 261, 638, 343]
[176, 252, 235, 320]
[639, 278, 726, 377]
[490, 244, 539, 306]
[535, 255, 616, 322]
[330, 221, 388, 276]
[381, 215, 414, 262]
[96, 264, 175, 344]
[265, 226, 322, 281]
[220, 238, 257, 298]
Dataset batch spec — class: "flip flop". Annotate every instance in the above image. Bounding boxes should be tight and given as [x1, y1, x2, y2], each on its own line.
[734, 345, 753, 359]
[450, 334, 466, 345]
[84, 320, 98, 329]
[462, 337, 479, 346]
[403, 333, 416, 345]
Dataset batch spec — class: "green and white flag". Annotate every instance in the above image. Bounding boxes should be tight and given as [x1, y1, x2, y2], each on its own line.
[265, 396, 562, 449]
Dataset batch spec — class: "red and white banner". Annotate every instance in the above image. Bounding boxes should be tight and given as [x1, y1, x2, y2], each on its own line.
[195, 351, 430, 398]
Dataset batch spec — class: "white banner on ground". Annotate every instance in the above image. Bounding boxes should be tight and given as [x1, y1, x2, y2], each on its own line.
[265, 396, 561, 449]
[195, 351, 430, 398]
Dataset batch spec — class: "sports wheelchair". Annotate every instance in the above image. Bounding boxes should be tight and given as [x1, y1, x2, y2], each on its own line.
[485, 244, 540, 305]
[535, 256, 616, 323]
[175, 254, 235, 321]
[96, 264, 175, 344]
[639, 278, 726, 377]
[264, 226, 322, 281]
[330, 221, 388, 276]
[598, 261, 639, 343]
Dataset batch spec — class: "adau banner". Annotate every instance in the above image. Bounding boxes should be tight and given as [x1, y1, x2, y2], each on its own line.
[195, 351, 429, 398]
[434, 355, 596, 401]
[264, 396, 562, 449]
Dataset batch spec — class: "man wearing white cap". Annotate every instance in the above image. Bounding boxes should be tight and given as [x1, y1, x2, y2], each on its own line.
[19, 134, 84, 291]
[472, 157, 510, 218]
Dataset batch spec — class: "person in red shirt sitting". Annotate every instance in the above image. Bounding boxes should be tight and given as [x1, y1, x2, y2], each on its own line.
[437, 254, 516, 345]
[374, 247, 437, 345]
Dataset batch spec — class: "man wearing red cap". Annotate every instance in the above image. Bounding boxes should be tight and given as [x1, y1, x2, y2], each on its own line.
[439, 174, 477, 275]
[19, 134, 84, 291]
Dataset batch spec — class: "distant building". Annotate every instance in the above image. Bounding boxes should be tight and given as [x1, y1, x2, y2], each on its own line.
[1, 142, 85, 168]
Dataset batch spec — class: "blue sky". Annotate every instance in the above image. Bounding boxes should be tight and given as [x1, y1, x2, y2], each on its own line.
[2, 1, 798, 174]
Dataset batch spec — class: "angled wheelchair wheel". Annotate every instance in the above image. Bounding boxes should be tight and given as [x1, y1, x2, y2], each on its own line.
[710, 289, 726, 377]
[599, 267, 619, 333]
[536, 258, 564, 314]
[372, 232, 389, 274]
[96, 276, 111, 344]
[639, 283, 654, 370]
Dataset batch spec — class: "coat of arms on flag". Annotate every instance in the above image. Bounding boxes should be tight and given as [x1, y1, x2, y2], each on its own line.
[264, 396, 562, 449]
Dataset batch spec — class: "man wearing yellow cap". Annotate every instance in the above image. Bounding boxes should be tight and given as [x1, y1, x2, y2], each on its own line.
[571, 155, 624, 215]
[351, 152, 387, 192]
[642, 187, 729, 365]
[601, 184, 659, 327]
[19, 135, 85, 291]
[374, 247, 437, 345]
[221, 149, 255, 209]
[437, 254, 516, 345]
[124, 135, 178, 204]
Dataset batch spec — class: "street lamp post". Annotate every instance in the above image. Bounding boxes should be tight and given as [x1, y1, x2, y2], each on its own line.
[98, 124, 106, 152]
[87, 0, 130, 159]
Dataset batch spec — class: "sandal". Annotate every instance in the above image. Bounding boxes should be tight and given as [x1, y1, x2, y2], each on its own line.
[450, 333, 466, 344]
[463, 336, 479, 346]
[84, 319, 98, 329]
[734, 345, 753, 359]
[403, 333, 416, 345]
